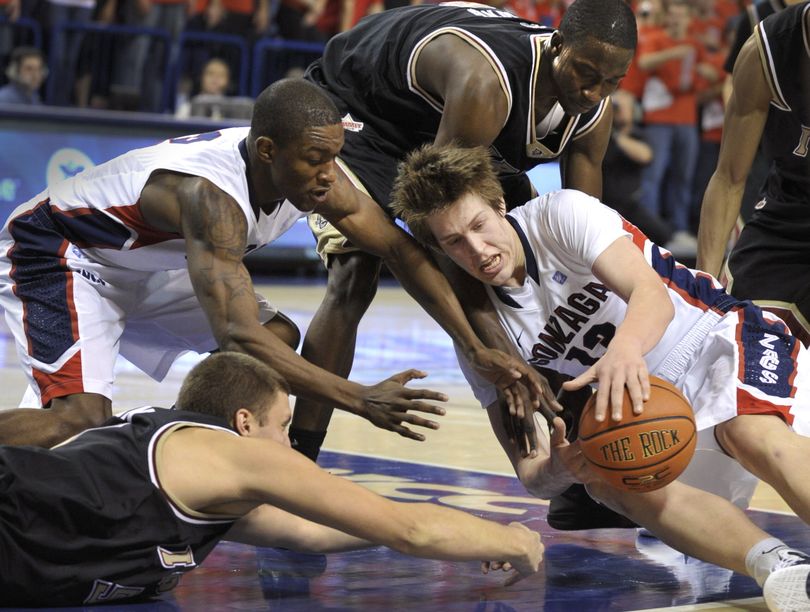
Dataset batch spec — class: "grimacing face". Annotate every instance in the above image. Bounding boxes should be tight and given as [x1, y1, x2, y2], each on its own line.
[425, 192, 525, 288]
[272, 123, 344, 212]
[552, 40, 634, 115]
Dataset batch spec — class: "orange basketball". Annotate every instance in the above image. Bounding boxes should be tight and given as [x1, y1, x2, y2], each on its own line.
[578, 376, 697, 493]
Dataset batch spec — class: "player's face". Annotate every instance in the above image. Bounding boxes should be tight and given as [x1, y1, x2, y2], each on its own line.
[252, 391, 293, 447]
[272, 123, 344, 212]
[552, 41, 633, 115]
[426, 192, 524, 288]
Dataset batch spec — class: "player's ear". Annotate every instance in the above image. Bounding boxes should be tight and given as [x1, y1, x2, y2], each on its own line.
[497, 197, 507, 216]
[548, 31, 564, 57]
[233, 408, 254, 436]
[255, 136, 275, 164]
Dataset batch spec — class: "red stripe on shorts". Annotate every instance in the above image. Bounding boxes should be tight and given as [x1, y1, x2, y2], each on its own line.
[33, 350, 85, 406]
[736, 386, 795, 425]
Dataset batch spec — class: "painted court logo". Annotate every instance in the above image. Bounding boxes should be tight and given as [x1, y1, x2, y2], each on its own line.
[342, 113, 364, 132]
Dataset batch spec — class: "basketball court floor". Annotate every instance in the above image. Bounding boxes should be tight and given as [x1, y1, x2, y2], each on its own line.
[1, 280, 807, 612]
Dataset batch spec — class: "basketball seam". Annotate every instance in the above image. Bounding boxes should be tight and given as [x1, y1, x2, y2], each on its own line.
[578, 415, 694, 442]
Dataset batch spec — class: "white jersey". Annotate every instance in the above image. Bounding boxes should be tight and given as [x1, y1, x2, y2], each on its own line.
[0, 128, 303, 404]
[1, 127, 305, 272]
[460, 190, 810, 436]
[488, 190, 728, 381]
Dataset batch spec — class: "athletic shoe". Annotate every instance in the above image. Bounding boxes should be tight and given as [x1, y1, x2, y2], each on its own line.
[763, 549, 810, 612]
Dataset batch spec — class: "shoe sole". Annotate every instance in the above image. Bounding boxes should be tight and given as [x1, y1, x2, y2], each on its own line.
[764, 564, 810, 612]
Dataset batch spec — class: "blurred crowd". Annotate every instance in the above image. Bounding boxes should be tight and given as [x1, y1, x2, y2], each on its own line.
[0, 0, 771, 254]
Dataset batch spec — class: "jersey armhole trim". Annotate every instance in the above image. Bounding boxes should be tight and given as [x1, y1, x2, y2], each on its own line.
[150, 421, 241, 525]
[572, 99, 609, 141]
[754, 21, 791, 111]
[407, 26, 513, 126]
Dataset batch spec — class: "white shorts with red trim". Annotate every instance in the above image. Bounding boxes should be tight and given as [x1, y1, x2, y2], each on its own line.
[0, 242, 278, 407]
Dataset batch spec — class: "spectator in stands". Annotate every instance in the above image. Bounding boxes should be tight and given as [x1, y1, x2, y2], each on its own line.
[636, 0, 715, 258]
[46, 0, 96, 106]
[175, 55, 249, 118]
[184, 0, 272, 106]
[602, 88, 673, 247]
[0, 45, 46, 105]
[108, 0, 190, 112]
[187, 0, 271, 38]
[690, 15, 730, 236]
[0, 0, 21, 56]
[275, 0, 326, 42]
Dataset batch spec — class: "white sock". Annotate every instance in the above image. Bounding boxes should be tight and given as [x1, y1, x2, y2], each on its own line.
[745, 538, 789, 587]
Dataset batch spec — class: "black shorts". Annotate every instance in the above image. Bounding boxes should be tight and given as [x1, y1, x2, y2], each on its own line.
[305, 61, 403, 212]
[727, 206, 810, 344]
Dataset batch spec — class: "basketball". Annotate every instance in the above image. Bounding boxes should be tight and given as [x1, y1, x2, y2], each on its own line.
[578, 376, 697, 493]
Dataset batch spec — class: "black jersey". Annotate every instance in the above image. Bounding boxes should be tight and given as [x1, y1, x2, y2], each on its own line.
[724, 0, 786, 73]
[750, 2, 810, 233]
[0, 407, 239, 606]
[308, 2, 607, 185]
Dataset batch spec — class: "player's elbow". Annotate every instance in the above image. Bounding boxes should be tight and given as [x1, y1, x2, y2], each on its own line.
[384, 509, 433, 556]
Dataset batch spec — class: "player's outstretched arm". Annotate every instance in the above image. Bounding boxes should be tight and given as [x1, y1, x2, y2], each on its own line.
[162, 428, 544, 583]
[321, 178, 549, 416]
[696, 37, 770, 277]
[174, 177, 446, 438]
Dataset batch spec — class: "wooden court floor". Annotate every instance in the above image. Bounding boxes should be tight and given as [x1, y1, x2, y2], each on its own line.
[0, 280, 805, 612]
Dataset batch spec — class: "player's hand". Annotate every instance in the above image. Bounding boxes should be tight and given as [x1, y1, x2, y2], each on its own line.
[547, 418, 595, 485]
[470, 347, 561, 420]
[560, 338, 649, 423]
[359, 369, 447, 440]
[502, 406, 539, 458]
[481, 522, 543, 586]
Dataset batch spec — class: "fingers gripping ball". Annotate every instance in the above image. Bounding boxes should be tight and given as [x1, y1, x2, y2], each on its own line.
[578, 376, 697, 492]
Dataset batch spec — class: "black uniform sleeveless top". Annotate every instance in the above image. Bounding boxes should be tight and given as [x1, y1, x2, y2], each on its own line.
[753, 3, 810, 219]
[311, 3, 607, 181]
[0, 407, 238, 606]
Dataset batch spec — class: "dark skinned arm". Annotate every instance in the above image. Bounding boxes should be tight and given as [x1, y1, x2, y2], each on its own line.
[321, 175, 541, 397]
[697, 38, 770, 277]
[149, 175, 449, 440]
[559, 103, 612, 199]
[411, 34, 562, 432]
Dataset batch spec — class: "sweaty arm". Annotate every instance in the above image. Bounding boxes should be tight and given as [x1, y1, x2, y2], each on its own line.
[563, 236, 673, 422]
[161, 427, 543, 582]
[697, 38, 771, 277]
[322, 176, 516, 377]
[174, 178, 371, 411]
[410, 35, 559, 420]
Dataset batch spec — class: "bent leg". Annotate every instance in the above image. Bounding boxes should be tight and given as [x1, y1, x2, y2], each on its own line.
[290, 250, 382, 459]
[589, 479, 770, 575]
[717, 415, 810, 524]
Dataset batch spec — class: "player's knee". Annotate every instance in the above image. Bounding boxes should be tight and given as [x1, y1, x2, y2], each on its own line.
[716, 416, 790, 470]
[325, 252, 381, 309]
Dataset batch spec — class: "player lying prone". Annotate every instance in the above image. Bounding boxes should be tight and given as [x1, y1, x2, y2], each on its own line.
[0, 352, 542, 606]
[391, 143, 810, 612]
